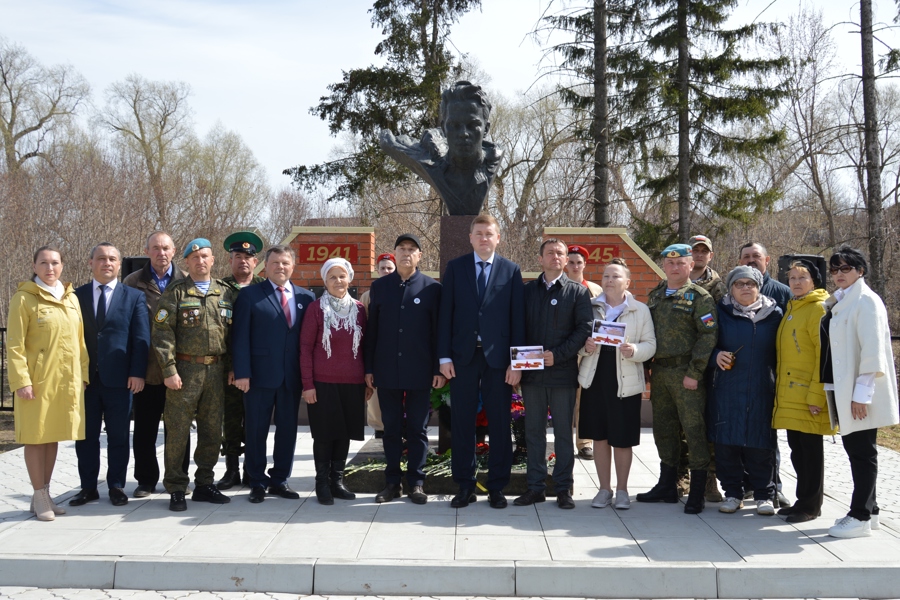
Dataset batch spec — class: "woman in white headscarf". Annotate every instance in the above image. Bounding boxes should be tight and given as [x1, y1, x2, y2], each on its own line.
[300, 258, 369, 504]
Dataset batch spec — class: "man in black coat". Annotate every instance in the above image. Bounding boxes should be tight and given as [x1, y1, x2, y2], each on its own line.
[438, 214, 526, 509]
[365, 234, 444, 505]
[513, 239, 593, 509]
[73, 243, 150, 507]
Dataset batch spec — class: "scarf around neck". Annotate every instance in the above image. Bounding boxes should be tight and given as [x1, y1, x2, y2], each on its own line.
[320, 290, 362, 359]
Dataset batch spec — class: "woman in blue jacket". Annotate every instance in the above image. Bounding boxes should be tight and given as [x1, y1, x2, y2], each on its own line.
[707, 266, 783, 516]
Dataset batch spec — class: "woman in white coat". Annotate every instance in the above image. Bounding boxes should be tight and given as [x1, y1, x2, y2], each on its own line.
[578, 258, 656, 510]
[821, 247, 899, 538]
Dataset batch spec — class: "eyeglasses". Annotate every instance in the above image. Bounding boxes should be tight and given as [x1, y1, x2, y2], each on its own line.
[829, 265, 856, 275]
[732, 280, 758, 289]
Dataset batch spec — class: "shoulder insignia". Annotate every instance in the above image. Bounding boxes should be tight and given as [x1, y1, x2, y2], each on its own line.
[701, 313, 715, 328]
[155, 308, 169, 323]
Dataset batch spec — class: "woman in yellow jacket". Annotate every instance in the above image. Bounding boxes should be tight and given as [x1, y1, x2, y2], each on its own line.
[772, 259, 834, 523]
[7, 246, 89, 521]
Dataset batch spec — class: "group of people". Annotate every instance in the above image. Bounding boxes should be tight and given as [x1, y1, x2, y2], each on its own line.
[7, 218, 898, 540]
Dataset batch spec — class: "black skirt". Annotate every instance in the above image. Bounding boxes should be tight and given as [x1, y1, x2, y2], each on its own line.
[308, 382, 366, 441]
[578, 346, 642, 448]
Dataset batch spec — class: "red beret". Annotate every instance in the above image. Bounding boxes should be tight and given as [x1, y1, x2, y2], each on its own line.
[376, 252, 396, 264]
[567, 245, 588, 260]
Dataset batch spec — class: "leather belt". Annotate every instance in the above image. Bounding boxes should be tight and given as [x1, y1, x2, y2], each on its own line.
[175, 353, 221, 365]
[653, 355, 692, 368]
[475, 341, 483, 348]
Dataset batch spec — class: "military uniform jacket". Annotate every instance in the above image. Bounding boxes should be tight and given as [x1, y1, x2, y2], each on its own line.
[647, 281, 718, 382]
[222, 274, 265, 293]
[364, 269, 441, 390]
[123, 263, 187, 385]
[151, 278, 237, 378]
[693, 266, 727, 302]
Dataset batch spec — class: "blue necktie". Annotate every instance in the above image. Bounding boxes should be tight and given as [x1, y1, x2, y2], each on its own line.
[477, 261, 488, 302]
[97, 284, 108, 328]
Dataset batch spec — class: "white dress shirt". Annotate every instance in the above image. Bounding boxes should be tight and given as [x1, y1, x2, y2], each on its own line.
[270, 280, 297, 326]
[93, 278, 117, 315]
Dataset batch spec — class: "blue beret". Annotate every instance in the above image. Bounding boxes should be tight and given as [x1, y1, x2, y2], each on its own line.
[660, 244, 692, 258]
[183, 238, 212, 258]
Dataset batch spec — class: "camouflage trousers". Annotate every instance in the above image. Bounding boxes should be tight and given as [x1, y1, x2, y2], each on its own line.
[221, 382, 245, 456]
[163, 361, 225, 493]
[649, 365, 710, 471]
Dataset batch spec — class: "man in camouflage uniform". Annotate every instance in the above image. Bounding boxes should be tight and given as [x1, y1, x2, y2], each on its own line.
[152, 238, 236, 511]
[689, 235, 727, 302]
[216, 231, 265, 490]
[637, 244, 718, 514]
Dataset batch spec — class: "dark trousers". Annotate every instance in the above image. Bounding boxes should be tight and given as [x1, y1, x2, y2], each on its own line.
[243, 384, 300, 488]
[132, 382, 189, 487]
[379, 388, 431, 487]
[76, 382, 132, 490]
[313, 438, 351, 464]
[841, 428, 879, 521]
[786, 429, 824, 515]
[450, 348, 512, 492]
[715, 443, 774, 501]
[522, 384, 576, 492]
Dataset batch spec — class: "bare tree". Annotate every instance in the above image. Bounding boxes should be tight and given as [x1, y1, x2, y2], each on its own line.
[0, 37, 89, 175]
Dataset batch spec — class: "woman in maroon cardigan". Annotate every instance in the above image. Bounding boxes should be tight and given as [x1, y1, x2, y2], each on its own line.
[300, 257, 370, 504]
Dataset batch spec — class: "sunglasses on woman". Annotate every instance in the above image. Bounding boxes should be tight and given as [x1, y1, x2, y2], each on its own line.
[829, 265, 856, 275]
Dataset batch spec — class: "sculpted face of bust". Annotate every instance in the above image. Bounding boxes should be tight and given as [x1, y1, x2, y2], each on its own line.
[443, 100, 487, 168]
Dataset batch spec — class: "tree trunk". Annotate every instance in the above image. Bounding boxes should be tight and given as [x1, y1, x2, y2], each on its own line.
[593, 0, 610, 227]
[676, 0, 691, 242]
[860, 0, 884, 295]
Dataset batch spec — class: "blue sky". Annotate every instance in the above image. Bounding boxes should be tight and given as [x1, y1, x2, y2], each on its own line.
[2, 0, 897, 191]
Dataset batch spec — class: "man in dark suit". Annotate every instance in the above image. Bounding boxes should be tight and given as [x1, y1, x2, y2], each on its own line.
[438, 214, 525, 509]
[365, 234, 444, 505]
[232, 245, 315, 503]
[72, 243, 150, 506]
[122, 230, 189, 498]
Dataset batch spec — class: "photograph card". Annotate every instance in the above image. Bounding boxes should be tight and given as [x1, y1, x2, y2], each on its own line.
[592, 320, 627, 346]
[510, 345, 545, 370]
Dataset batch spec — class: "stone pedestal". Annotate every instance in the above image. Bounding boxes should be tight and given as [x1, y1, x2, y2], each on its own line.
[439, 215, 474, 276]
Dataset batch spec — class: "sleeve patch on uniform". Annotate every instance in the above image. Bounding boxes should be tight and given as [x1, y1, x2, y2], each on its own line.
[701, 313, 715, 328]
[155, 308, 169, 323]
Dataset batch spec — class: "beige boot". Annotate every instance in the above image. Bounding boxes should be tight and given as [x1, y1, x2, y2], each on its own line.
[705, 474, 724, 503]
[45, 485, 66, 515]
[33, 488, 55, 521]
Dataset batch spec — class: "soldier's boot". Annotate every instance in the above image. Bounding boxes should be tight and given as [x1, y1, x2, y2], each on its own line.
[215, 455, 241, 490]
[315, 461, 334, 505]
[330, 461, 357, 500]
[705, 469, 723, 503]
[636, 463, 679, 503]
[684, 470, 707, 514]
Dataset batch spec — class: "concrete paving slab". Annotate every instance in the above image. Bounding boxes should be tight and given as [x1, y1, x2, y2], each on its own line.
[166, 530, 278, 558]
[114, 557, 314, 594]
[544, 536, 646, 561]
[0, 527, 102, 555]
[455, 534, 551, 561]
[457, 511, 544, 536]
[716, 564, 900, 599]
[0, 556, 115, 589]
[74, 529, 186, 557]
[368, 513, 457, 535]
[313, 559, 516, 596]
[262, 530, 365, 559]
[358, 532, 456, 560]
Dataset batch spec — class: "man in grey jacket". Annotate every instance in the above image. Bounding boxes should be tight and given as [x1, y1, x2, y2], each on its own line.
[513, 239, 593, 509]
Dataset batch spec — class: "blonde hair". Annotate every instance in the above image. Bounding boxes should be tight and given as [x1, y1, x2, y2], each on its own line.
[605, 257, 631, 277]
[470, 214, 500, 232]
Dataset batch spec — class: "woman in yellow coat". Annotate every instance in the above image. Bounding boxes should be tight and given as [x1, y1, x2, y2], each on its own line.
[7, 246, 89, 521]
[772, 259, 834, 523]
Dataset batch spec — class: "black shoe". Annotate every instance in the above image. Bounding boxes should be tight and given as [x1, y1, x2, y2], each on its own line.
[577, 447, 594, 460]
[684, 470, 707, 514]
[267, 484, 300, 499]
[109, 488, 128, 506]
[786, 511, 818, 523]
[133, 484, 156, 498]
[374, 430, 385, 439]
[513, 489, 546, 506]
[636, 463, 679, 503]
[777, 504, 795, 516]
[375, 483, 402, 503]
[216, 455, 241, 490]
[557, 490, 576, 509]
[330, 461, 356, 500]
[69, 489, 100, 506]
[315, 460, 333, 505]
[249, 486, 266, 504]
[488, 490, 508, 509]
[169, 491, 187, 512]
[451, 490, 476, 508]
[409, 485, 427, 505]
[776, 491, 791, 508]
[192, 483, 231, 504]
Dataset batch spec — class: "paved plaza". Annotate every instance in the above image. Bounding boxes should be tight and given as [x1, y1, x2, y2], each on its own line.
[0, 426, 897, 598]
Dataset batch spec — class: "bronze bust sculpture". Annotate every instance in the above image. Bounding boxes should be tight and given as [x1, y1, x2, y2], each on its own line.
[380, 81, 502, 216]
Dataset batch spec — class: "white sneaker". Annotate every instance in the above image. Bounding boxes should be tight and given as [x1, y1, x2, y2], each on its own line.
[834, 514, 880, 530]
[591, 489, 612, 508]
[756, 499, 775, 516]
[614, 490, 631, 510]
[719, 497, 743, 513]
[829, 515, 872, 538]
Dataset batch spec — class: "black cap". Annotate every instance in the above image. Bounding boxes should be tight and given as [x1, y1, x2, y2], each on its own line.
[791, 257, 823, 289]
[394, 233, 422, 250]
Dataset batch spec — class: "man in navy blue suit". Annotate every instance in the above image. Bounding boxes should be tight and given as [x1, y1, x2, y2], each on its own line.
[438, 214, 525, 509]
[232, 245, 315, 503]
[365, 234, 444, 505]
[72, 243, 150, 506]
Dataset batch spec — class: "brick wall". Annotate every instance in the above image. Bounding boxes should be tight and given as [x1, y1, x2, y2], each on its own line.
[542, 227, 664, 301]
